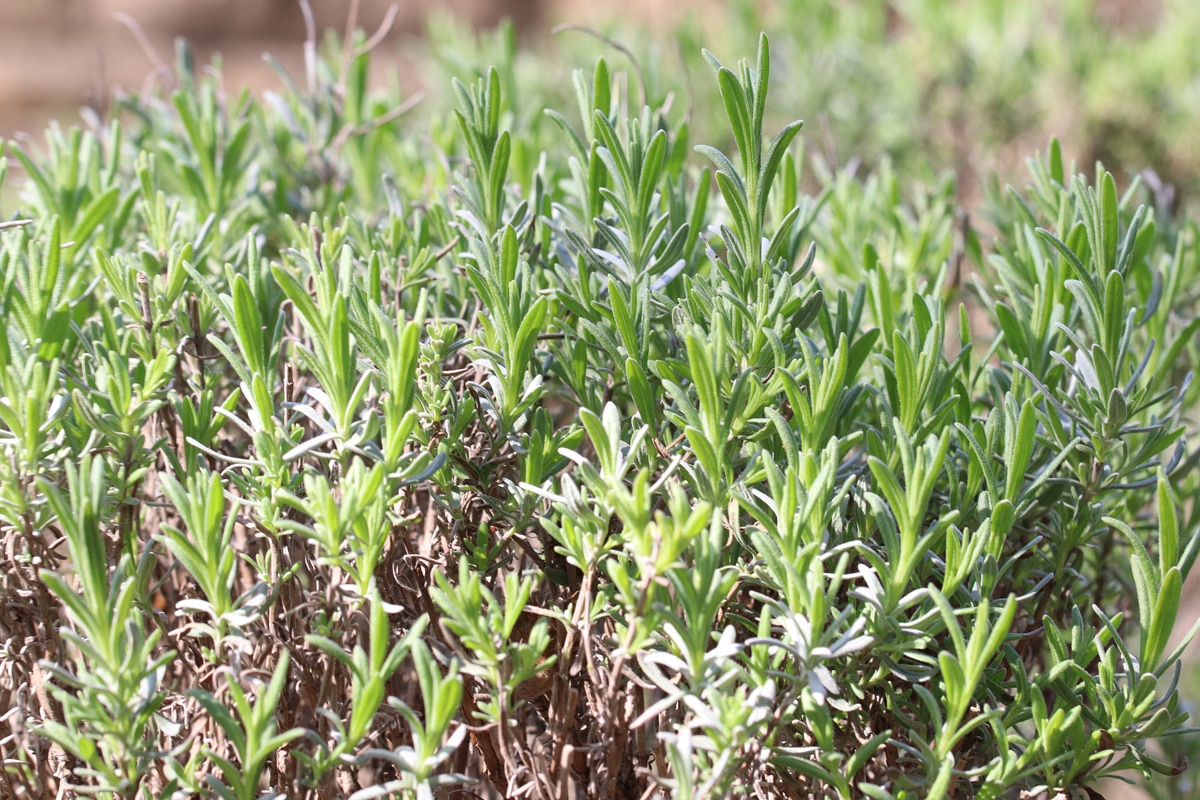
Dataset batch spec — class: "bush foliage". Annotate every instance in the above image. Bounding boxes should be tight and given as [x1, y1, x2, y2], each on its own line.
[1, 12, 1199, 800]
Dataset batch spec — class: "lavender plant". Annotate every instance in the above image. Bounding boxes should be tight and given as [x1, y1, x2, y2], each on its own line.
[0, 14, 1196, 800]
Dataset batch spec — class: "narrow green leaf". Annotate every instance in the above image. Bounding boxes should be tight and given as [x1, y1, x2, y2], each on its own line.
[1143, 567, 1181, 670]
[1157, 470, 1179, 574]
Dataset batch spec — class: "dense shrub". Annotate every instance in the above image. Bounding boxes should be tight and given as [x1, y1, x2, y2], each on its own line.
[0, 19, 1198, 800]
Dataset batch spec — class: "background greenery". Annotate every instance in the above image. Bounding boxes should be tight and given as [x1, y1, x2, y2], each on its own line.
[395, 0, 1200, 214]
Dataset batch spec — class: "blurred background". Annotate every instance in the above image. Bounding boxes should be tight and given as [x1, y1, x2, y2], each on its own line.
[5, 0, 1199, 214]
[3, 1, 1199, 798]
[0, 0, 518, 137]
[4, 0, 1195, 206]
[6, 0, 1200, 217]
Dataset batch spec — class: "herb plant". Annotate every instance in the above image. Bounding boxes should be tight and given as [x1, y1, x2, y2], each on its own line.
[0, 13, 1197, 800]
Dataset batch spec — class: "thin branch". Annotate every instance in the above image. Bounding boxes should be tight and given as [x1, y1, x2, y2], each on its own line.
[329, 92, 424, 154]
[552, 24, 649, 110]
[354, 5, 400, 62]
[112, 12, 173, 89]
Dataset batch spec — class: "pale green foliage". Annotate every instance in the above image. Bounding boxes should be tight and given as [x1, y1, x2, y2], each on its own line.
[0, 15, 1197, 800]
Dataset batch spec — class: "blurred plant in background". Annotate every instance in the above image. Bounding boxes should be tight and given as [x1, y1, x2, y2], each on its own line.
[423, 0, 1200, 213]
